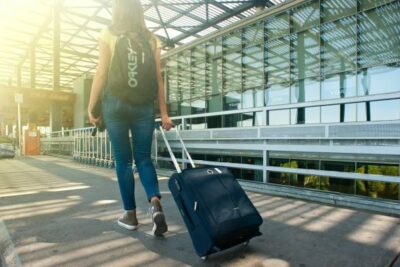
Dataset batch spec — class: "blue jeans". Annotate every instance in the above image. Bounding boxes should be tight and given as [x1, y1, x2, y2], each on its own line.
[102, 91, 160, 210]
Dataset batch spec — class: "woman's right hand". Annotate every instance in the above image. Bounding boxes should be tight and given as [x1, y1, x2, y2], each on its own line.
[161, 115, 174, 131]
[88, 107, 101, 126]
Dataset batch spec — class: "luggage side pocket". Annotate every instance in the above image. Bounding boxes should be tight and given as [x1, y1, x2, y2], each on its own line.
[177, 194, 196, 230]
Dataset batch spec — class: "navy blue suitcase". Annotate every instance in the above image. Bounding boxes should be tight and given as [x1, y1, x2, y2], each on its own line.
[159, 127, 263, 260]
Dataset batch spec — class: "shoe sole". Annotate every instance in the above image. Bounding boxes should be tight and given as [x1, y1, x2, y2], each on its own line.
[152, 212, 168, 236]
[117, 220, 138, 230]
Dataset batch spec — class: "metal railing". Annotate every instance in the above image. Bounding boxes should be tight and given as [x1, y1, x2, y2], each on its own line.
[41, 127, 115, 168]
[39, 109, 400, 215]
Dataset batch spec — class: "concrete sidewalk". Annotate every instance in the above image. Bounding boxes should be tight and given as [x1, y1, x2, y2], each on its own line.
[0, 156, 399, 267]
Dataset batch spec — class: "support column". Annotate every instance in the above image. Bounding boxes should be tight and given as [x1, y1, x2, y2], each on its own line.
[53, 0, 61, 91]
[50, 103, 62, 132]
[73, 76, 93, 128]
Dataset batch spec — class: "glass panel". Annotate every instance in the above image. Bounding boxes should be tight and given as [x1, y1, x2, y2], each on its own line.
[191, 98, 206, 114]
[207, 94, 222, 112]
[168, 102, 180, 117]
[343, 103, 357, 122]
[180, 100, 191, 116]
[191, 45, 206, 101]
[223, 31, 242, 92]
[321, 72, 356, 100]
[291, 1, 320, 32]
[321, 161, 355, 194]
[357, 102, 367, 122]
[321, 0, 357, 22]
[255, 88, 265, 107]
[243, 22, 263, 47]
[223, 114, 241, 128]
[241, 112, 265, 126]
[210, 58, 223, 95]
[266, 37, 290, 84]
[241, 157, 263, 181]
[356, 163, 399, 200]
[357, 65, 400, 96]
[224, 91, 241, 111]
[223, 155, 242, 163]
[266, 13, 289, 40]
[269, 158, 290, 184]
[265, 83, 290, 106]
[358, 2, 400, 68]
[178, 51, 191, 100]
[205, 41, 214, 96]
[290, 28, 320, 79]
[305, 107, 320, 124]
[242, 89, 254, 108]
[370, 99, 400, 121]
[289, 159, 319, 188]
[223, 91, 241, 127]
[227, 167, 242, 180]
[191, 154, 206, 161]
[206, 40, 215, 57]
[321, 16, 357, 74]
[243, 45, 264, 90]
[291, 107, 320, 124]
[206, 154, 222, 162]
[190, 117, 206, 130]
[321, 105, 340, 123]
[243, 170, 264, 182]
[166, 55, 179, 103]
[209, 38, 223, 96]
[242, 112, 255, 127]
[206, 94, 223, 128]
[257, 112, 265, 126]
[268, 109, 290, 125]
[291, 78, 320, 103]
[207, 115, 222, 129]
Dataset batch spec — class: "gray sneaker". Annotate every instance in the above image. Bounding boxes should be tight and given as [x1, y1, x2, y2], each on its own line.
[151, 200, 168, 236]
[117, 210, 138, 230]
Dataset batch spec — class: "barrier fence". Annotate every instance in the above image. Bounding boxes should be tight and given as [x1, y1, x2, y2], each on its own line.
[40, 114, 400, 215]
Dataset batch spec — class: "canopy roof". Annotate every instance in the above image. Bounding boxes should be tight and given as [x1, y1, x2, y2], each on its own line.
[0, 0, 285, 90]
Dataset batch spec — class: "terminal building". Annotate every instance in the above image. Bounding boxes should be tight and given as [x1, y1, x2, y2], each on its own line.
[0, 0, 399, 215]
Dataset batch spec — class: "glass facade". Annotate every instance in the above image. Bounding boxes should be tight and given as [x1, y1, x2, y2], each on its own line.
[160, 0, 400, 202]
[163, 0, 400, 126]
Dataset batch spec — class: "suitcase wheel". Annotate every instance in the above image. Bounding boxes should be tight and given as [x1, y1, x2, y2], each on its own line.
[201, 256, 207, 261]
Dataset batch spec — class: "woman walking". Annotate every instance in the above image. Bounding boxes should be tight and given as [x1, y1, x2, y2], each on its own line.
[87, 0, 173, 236]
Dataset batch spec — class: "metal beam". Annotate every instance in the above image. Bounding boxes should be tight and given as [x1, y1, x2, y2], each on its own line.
[171, 2, 254, 43]
[15, 16, 52, 78]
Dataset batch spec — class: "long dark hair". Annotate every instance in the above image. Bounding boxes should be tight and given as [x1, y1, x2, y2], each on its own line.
[109, 0, 156, 47]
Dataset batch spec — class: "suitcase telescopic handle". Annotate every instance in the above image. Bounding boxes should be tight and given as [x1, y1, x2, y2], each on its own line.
[158, 124, 196, 173]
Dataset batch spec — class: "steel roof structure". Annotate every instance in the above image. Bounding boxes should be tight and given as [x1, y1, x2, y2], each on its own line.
[0, 0, 285, 91]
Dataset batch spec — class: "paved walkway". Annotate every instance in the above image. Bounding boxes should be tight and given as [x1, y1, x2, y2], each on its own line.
[0, 156, 399, 267]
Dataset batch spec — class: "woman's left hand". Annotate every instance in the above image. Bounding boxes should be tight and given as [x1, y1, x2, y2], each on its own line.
[161, 115, 174, 131]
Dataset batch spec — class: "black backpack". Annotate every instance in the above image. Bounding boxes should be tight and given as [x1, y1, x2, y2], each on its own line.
[106, 32, 158, 105]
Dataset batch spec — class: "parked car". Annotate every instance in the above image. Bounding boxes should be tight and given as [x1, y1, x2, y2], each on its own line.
[0, 137, 15, 159]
